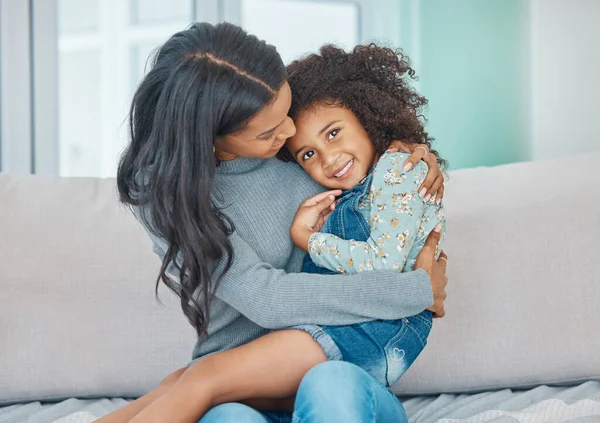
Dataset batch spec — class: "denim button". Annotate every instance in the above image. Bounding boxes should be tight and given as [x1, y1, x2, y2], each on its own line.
[403, 318, 409, 323]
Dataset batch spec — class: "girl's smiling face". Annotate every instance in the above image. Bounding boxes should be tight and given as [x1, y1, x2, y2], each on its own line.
[286, 104, 377, 190]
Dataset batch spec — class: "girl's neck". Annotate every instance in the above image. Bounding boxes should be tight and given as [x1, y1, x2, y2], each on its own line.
[358, 153, 379, 183]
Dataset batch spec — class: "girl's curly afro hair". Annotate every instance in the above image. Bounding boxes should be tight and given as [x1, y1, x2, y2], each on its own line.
[278, 43, 445, 169]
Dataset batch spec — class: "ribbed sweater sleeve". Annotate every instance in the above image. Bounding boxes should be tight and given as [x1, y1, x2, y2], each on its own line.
[210, 231, 433, 328]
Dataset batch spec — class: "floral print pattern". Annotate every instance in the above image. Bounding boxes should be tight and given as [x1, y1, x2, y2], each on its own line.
[308, 151, 446, 273]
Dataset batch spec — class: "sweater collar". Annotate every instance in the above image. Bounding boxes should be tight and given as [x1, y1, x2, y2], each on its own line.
[216, 156, 267, 174]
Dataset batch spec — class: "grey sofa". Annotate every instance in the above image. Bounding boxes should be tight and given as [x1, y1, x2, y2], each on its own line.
[1, 152, 599, 422]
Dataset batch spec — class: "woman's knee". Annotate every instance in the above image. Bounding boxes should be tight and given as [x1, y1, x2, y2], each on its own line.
[296, 361, 373, 407]
[199, 403, 269, 423]
[295, 362, 406, 423]
[159, 367, 187, 387]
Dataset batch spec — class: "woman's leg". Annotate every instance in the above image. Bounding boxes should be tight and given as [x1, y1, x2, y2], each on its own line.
[94, 367, 295, 423]
[292, 361, 408, 423]
[199, 403, 276, 423]
[95, 367, 187, 423]
[129, 329, 327, 423]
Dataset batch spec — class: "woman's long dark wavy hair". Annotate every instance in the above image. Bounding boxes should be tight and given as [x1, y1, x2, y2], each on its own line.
[278, 44, 446, 168]
[117, 22, 286, 338]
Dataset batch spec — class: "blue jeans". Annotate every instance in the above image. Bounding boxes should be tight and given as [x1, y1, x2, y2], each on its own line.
[294, 171, 433, 387]
[199, 361, 408, 423]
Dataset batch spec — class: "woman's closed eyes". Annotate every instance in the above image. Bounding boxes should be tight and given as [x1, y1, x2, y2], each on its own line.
[258, 132, 277, 142]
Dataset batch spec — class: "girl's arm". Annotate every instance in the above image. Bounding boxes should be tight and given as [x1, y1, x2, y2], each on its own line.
[303, 152, 444, 273]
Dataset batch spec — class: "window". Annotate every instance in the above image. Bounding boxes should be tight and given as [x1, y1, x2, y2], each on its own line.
[57, 0, 198, 177]
[232, 0, 360, 64]
[0, 0, 401, 176]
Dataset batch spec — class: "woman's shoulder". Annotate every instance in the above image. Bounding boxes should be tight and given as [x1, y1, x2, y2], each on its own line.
[266, 158, 324, 192]
[267, 157, 312, 174]
[216, 157, 325, 204]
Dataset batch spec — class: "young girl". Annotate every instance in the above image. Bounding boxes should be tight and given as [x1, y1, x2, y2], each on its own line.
[112, 43, 446, 423]
[278, 43, 447, 389]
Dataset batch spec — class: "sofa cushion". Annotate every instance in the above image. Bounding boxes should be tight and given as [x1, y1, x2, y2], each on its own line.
[0, 175, 195, 405]
[392, 152, 600, 395]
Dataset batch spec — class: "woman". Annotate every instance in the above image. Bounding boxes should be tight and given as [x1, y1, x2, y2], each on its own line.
[103, 22, 448, 423]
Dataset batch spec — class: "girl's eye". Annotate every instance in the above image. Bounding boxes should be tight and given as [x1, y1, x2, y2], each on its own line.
[302, 150, 315, 161]
[327, 129, 340, 141]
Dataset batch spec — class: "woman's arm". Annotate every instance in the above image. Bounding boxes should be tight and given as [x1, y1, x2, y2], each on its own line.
[303, 152, 444, 273]
[387, 141, 446, 204]
[144, 225, 433, 328]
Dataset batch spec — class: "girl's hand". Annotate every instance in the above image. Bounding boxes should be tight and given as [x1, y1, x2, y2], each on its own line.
[386, 140, 445, 204]
[290, 190, 341, 252]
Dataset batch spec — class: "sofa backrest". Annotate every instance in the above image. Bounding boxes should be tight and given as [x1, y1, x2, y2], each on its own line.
[0, 175, 195, 405]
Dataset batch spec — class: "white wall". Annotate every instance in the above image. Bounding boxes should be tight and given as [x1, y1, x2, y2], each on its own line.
[531, 0, 600, 160]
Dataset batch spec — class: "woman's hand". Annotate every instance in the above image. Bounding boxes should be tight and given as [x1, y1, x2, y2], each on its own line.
[414, 224, 448, 318]
[290, 190, 341, 252]
[387, 140, 445, 204]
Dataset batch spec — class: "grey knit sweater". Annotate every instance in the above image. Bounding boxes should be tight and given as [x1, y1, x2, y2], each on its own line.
[137, 156, 433, 360]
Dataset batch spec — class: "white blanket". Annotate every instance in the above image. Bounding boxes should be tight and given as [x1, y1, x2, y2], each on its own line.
[2, 381, 599, 423]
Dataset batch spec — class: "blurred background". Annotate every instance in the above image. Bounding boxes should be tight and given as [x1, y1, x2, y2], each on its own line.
[0, 0, 599, 177]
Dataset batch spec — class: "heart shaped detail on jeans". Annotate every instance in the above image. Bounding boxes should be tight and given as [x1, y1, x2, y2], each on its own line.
[390, 348, 405, 362]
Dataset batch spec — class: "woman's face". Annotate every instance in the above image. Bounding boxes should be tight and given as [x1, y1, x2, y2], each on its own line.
[285, 104, 376, 190]
[215, 82, 296, 160]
